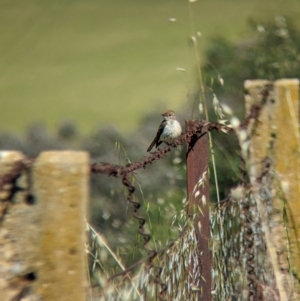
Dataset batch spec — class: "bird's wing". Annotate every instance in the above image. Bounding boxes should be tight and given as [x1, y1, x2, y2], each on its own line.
[147, 120, 166, 152]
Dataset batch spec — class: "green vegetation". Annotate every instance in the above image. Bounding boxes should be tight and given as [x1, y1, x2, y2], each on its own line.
[1, 2, 300, 297]
[1, 0, 298, 133]
[1, 1, 300, 267]
[203, 15, 300, 108]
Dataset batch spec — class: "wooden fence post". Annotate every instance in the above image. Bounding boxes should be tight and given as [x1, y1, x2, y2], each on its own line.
[0, 151, 89, 301]
[274, 79, 300, 281]
[186, 121, 211, 301]
[245, 79, 300, 296]
[244, 80, 274, 179]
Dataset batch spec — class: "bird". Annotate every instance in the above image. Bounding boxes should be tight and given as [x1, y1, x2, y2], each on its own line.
[147, 110, 182, 152]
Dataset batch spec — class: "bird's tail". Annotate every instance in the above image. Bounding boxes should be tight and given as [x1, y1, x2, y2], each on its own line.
[147, 138, 156, 152]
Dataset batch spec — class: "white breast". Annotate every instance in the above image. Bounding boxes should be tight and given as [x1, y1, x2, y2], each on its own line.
[160, 120, 182, 143]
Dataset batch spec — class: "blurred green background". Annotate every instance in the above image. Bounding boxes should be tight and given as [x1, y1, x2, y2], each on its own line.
[1, 0, 299, 133]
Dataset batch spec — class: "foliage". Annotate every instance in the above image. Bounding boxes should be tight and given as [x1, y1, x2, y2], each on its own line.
[0, 116, 186, 267]
[203, 15, 300, 107]
[200, 15, 300, 201]
[1, 14, 300, 300]
[1, 14, 300, 267]
[2, 0, 289, 133]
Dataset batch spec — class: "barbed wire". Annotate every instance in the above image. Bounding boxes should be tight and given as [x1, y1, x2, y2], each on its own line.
[0, 160, 25, 192]
[210, 82, 273, 301]
[90, 121, 233, 177]
[0, 159, 27, 223]
[0, 99, 267, 300]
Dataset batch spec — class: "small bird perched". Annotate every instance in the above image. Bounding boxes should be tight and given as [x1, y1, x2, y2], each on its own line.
[147, 110, 182, 152]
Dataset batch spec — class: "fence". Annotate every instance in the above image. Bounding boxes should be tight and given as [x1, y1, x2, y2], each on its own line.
[0, 79, 299, 301]
[245, 79, 300, 300]
[0, 152, 89, 301]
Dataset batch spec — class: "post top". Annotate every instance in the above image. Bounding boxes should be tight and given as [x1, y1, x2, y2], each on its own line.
[275, 78, 299, 86]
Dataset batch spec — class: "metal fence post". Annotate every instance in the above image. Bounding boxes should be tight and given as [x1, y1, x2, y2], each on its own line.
[186, 121, 211, 301]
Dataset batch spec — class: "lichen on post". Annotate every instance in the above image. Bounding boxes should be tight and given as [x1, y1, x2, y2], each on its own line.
[0, 151, 89, 301]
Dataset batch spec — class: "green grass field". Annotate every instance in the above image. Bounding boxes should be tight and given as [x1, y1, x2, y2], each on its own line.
[0, 0, 298, 133]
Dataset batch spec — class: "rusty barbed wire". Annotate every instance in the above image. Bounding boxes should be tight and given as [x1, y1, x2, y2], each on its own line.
[244, 199, 256, 300]
[242, 82, 274, 137]
[240, 83, 273, 301]
[122, 175, 151, 247]
[235, 144, 257, 300]
[211, 84, 272, 300]
[0, 160, 26, 223]
[153, 265, 168, 301]
[0, 160, 25, 192]
[90, 121, 233, 178]
[240, 104, 262, 128]
[90, 121, 233, 296]
[0, 103, 266, 300]
[236, 141, 257, 301]
[122, 174, 167, 300]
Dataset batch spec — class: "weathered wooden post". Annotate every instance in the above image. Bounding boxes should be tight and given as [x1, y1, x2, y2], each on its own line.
[0, 151, 89, 301]
[244, 79, 274, 180]
[273, 79, 300, 280]
[186, 121, 211, 301]
[245, 79, 300, 297]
